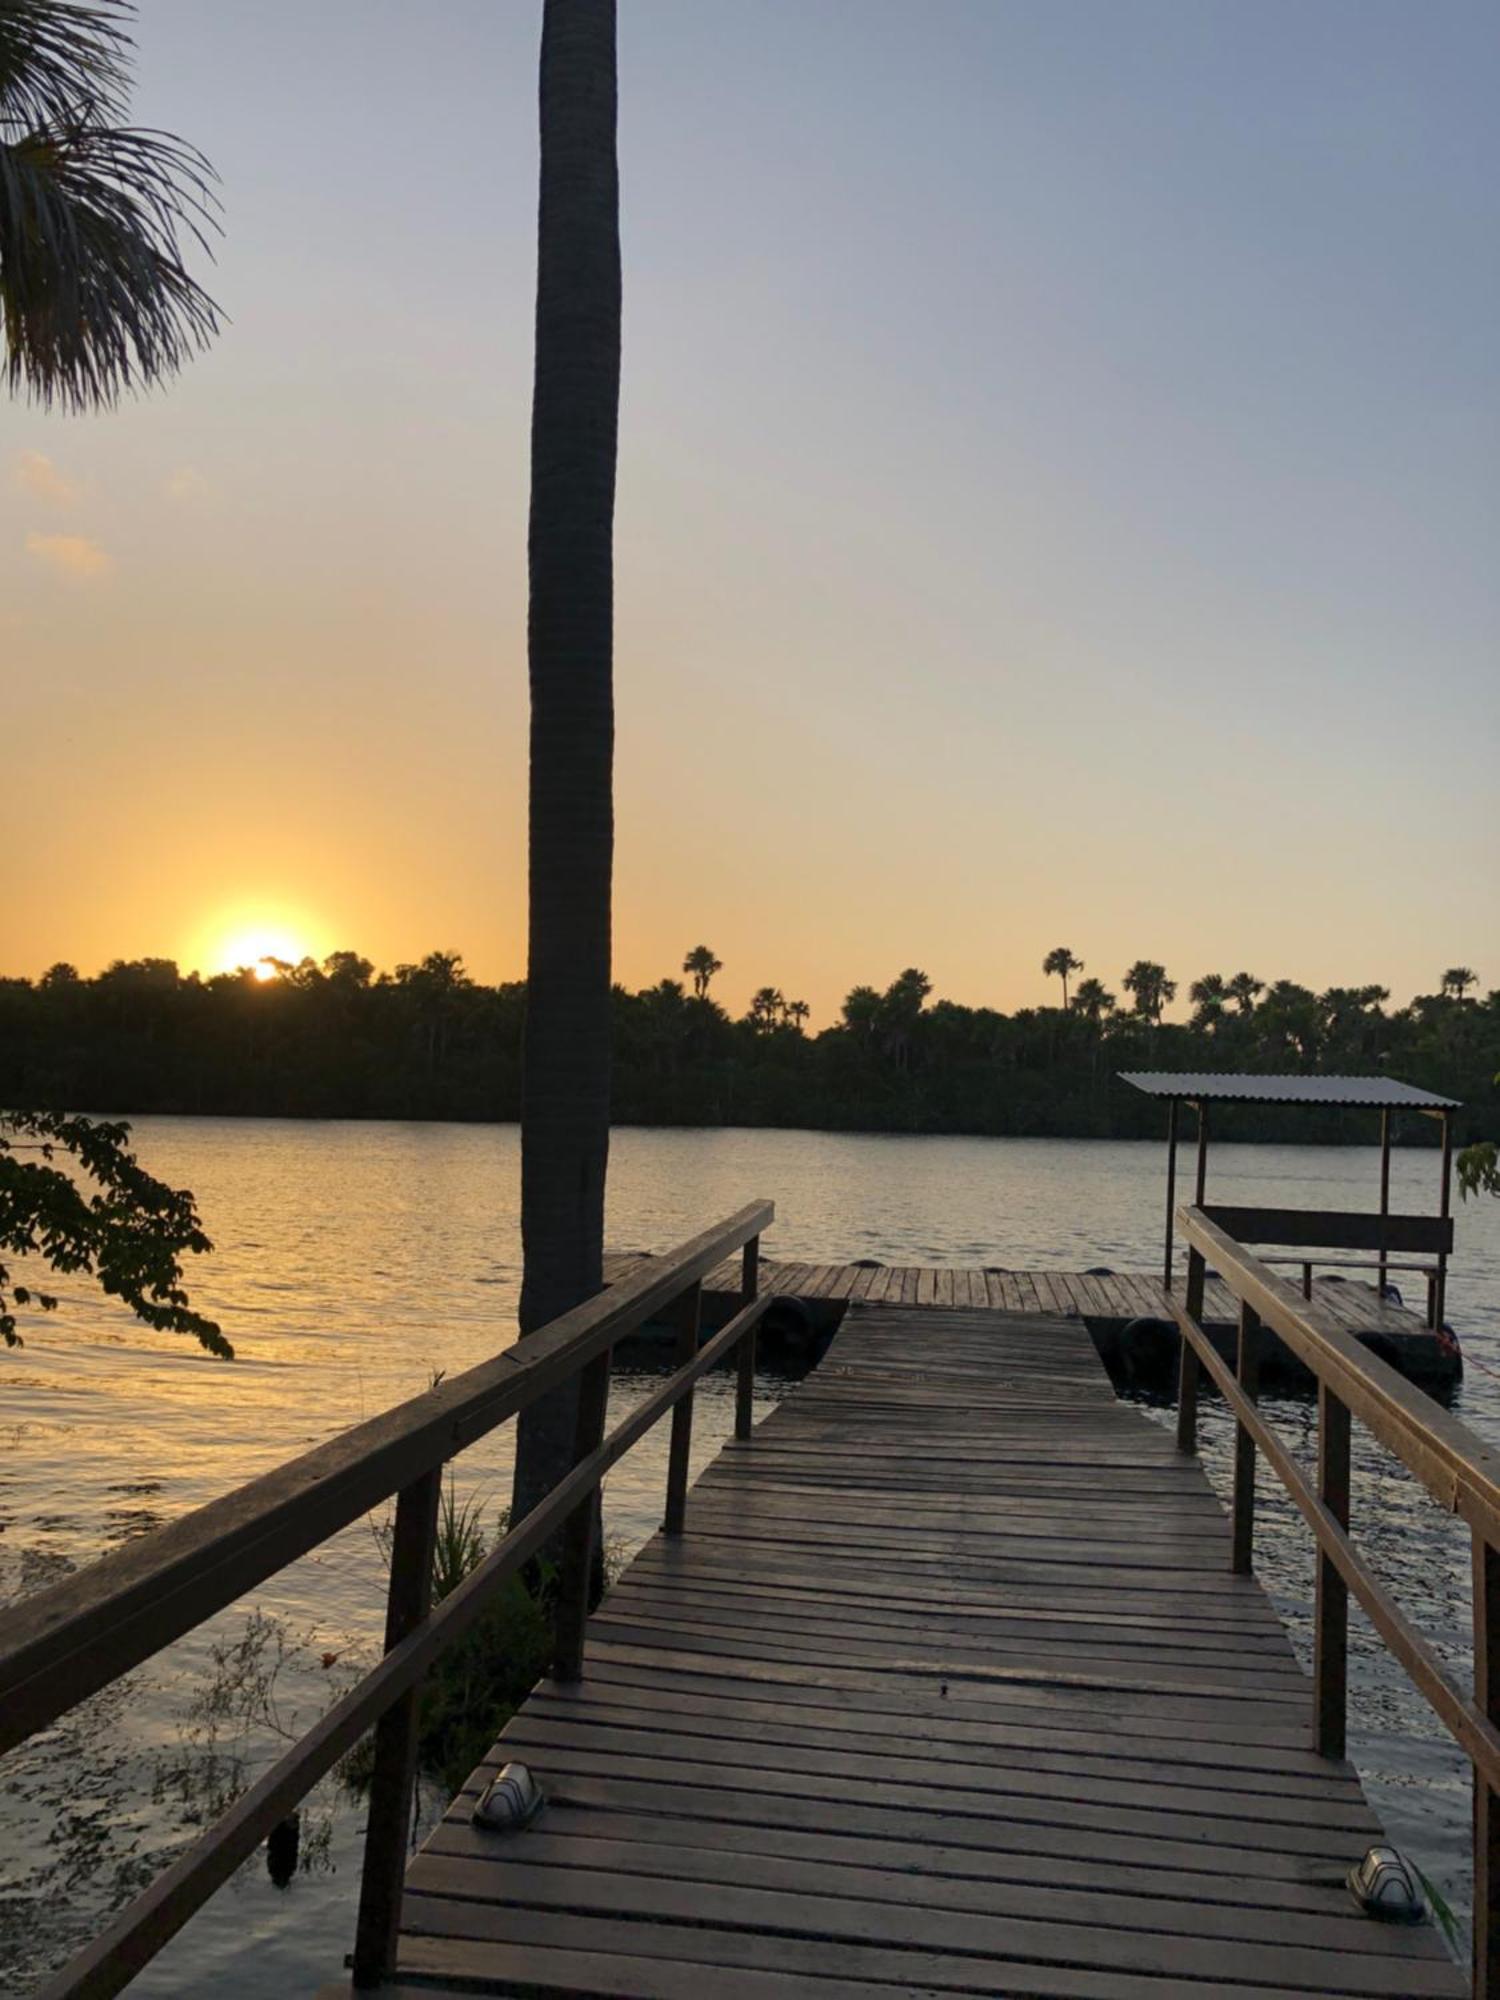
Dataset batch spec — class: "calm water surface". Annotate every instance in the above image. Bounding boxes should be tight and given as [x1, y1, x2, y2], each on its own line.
[2, 1121, 1497, 1992]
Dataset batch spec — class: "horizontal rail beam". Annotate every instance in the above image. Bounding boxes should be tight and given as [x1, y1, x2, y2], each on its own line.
[1200, 1204, 1453, 1255]
[1179, 1206, 1500, 1546]
[1162, 1280, 1500, 1792]
[0, 1200, 774, 1755]
[37, 1287, 776, 2000]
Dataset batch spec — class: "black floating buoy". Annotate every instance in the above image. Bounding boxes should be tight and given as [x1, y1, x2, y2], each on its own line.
[1085, 1266, 1115, 1277]
[1119, 1316, 1179, 1389]
[765, 1293, 815, 1344]
[266, 1812, 299, 1888]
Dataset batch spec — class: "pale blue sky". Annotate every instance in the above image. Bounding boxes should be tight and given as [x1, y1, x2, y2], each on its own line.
[4, 1, 1495, 1017]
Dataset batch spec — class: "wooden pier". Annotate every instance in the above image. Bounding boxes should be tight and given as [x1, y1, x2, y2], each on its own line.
[10, 1199, 1492, 1998]
[604, 1251, 1459, 1386]
[373, 1301, 1463, 1997]
[607, 1249, 1426, 1331]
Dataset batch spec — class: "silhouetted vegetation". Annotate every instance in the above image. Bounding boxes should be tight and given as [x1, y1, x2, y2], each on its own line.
[2, 950, 1495, 1145]
[0, 1108, 224, 1353]
[0, 0, 222, 410]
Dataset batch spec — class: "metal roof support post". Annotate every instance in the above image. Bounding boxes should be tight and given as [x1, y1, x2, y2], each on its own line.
[1163, 1098, 1179, 1291]
[1437, 1110, 1453, 1333]
[1377, 1109, 1392, 1300]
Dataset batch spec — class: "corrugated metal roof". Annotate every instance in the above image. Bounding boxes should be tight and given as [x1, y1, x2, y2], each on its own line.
[1118, 1072, 1460, 1110]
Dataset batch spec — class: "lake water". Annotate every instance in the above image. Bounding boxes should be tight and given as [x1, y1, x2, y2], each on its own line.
[3, 1119, 1497, 1993]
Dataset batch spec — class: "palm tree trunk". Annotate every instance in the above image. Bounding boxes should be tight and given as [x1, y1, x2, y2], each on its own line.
[512, 0, 621, 1534]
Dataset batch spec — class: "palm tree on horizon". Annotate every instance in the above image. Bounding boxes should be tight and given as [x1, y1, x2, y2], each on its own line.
[682, 944, 722, 999]
[1443, 967, 1479, 1001]
[1188, 971, 1228, 1031]
[1072, 976, 1115, 1028]
[1042, 946, 1083, 1011]
[1226, 971, 1264, 1014]
[1123, 959, 1176, 1025]
[749, 986, 785, 1033]
[0, 0, 221, 408]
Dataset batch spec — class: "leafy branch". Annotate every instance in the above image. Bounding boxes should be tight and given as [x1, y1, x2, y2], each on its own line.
[0, 1108, 228, 1355]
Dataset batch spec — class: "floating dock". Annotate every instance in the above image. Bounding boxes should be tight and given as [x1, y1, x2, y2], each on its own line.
[355, 1300, 1463, 1997]
[603, 1253, 1460, 1389]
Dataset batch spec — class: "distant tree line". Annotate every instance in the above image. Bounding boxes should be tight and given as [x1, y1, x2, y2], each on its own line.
[0, 946, 1494, 1144]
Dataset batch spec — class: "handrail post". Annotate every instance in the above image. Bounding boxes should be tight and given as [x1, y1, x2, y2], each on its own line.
[1175, 1245, 1205, 1455]
[1476, 1535, 1500, 1998]
[350, 1464, 442, 1989]
[552, 1346, 614, 1683]
[1313, 1386, 1351, 1759]
[735, 1237, 761, 1441]
[1231, 1302, 1261, 1574]
[664, 1280, 703, 1535]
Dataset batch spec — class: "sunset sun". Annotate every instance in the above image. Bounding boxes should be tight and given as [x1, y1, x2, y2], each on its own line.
[189, 912, 327, 981]
[218, 925, 310, 976]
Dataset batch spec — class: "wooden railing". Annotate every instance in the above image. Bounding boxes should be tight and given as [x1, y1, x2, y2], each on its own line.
[0, 1199, 774, 2000]
[1196, 1201, 1455, 1327]
[1166, 1204, 1500, 1997]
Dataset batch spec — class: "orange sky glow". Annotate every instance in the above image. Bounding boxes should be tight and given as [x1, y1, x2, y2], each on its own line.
[2, 4, 1495, 1029]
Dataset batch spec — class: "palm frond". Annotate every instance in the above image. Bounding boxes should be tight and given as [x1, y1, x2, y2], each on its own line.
[0, 0, 132, 131]
[0, 1, 221, 410]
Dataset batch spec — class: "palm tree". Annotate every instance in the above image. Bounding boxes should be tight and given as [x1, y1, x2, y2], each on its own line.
[1, 0, 221, 409]
[682, 944, 722, 999]
[1122, 959, 1175, 1024]
[1072, 977, 1115, 1028]
[1188, 971, 1228, 1032]
[513, 0, 622, 1531]
[1257, 979, 1323, 1063]
[841, 985, 882, 1040]
[748, 986, 785, 1033]
[1226, 971, 1263, 1014]
[1042, 946, 1082, 1011]
[786, 999, 810, 1033]
[1442, 967, 1478, 1001]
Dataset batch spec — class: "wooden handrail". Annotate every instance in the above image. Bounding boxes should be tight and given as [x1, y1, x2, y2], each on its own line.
[1179, 1206, 1500, 1543]
[4, 1201, 774, 1999]
[1170, 1204, 1500, 1998]
[1200, 1203, 1455, 1255]
[0, 1198, 773, 1753]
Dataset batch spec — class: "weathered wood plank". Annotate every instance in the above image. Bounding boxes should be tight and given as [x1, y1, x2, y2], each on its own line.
[384, 1302, 1463, 1999]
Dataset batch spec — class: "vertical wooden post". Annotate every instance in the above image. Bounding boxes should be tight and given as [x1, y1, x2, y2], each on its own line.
[735, 1237, 760, 1442]
[1313, 1386, 1351, 1759]
[664, 1280, 702, 1536]
[1302, 1261, 1313, 1301]
[1377, 1108, 1392, 1300]
[1231, 1302, 1261, 1575]
[1175, 1247, 1205, 1455]
[552, 1345, 613, 1683]
[1473, 1535, 1500, 2000]
[1436, 1109, 1453, 1332]
[1194, 1100, 1209, 1204]
[1163, 1100, 1179, 1290]
[350, 1464, 442, 1988]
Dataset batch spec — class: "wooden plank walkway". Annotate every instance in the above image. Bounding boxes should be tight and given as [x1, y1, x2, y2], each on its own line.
[602, 1253, 1429, 1341]
[365, 1304, 1463, 1998]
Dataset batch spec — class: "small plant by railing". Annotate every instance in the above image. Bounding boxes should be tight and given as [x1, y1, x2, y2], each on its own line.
[0, 1200, 773, 1998]
[1166, 1203, 1500, 1998]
